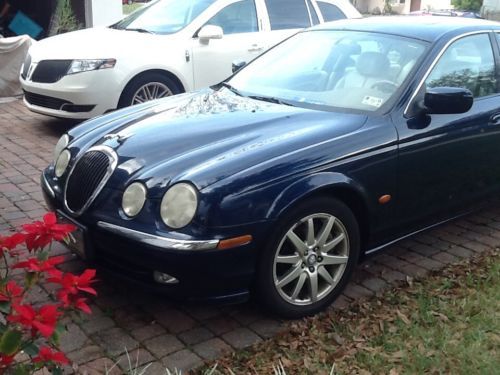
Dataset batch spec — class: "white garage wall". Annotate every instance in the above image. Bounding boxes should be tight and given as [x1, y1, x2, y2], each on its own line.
[84, 0, 123, 28]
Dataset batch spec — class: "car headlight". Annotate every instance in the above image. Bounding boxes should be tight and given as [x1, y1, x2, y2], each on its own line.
[55, 150, 71, 178]
[66, 59, 116, 75]
[53, 134, 69, 162]
[160, 183, 198, 229]
[122, 182, 147, 217]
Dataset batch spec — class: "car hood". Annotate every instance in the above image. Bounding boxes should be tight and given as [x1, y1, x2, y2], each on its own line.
[28, 27, 174, 61]
[69, 89, 368, 197]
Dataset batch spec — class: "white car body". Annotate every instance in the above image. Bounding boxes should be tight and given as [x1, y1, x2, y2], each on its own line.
[20, 0, 360, 119]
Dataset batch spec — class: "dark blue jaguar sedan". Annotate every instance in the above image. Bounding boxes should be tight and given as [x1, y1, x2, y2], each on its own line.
[41, 17, 500, 318]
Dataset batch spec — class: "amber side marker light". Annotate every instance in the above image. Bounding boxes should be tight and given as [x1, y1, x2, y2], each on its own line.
[379, 194, 392, 205]
[217, 235, 253, 250]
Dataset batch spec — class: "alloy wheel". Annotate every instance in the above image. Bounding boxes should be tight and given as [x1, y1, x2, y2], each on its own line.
[131, 82, 173, 105]
[273, 213, 350, 306]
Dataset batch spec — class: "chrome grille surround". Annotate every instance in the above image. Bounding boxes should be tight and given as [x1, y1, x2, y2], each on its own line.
[64, 145, 118, 216]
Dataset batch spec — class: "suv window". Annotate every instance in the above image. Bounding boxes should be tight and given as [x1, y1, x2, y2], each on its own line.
[317, 1, 346, 21]
[264, 0, 311, 30]
[206, 0, 258, 34]
[426, 34, 497, 98]
[306, 0, 320, 25]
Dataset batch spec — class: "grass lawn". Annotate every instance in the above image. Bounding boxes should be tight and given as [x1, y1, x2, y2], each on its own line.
[198, 249, 499, 374]
[123, 3, 144, 15]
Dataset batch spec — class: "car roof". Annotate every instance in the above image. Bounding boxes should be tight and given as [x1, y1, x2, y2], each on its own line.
[312, 16, 500, 42]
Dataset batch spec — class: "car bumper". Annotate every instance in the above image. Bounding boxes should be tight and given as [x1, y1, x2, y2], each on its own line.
[20, 69, 122, 119]
[41, 172, 264, 302]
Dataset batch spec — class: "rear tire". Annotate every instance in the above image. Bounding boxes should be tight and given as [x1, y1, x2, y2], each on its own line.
[257, 197, 360, 318]
[118, 72, 182, 108]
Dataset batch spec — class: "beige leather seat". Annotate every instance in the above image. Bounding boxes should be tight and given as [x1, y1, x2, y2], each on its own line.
[334, 51, 391, 90]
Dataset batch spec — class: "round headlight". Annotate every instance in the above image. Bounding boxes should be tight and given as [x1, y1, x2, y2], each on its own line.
[160, 183, 198, 229]
[122, 182, 147, 217]
[54, 134, 69, 162]
[55, 150, 71, 178]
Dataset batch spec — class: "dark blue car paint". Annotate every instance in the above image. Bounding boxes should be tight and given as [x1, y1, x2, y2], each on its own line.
[42, 18, 500, 300]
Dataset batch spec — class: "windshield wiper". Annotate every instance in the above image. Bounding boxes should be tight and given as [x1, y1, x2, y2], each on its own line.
[218, 82, 244, 97]
[124, 28, 154, 34]
[247, 95, 295, 107]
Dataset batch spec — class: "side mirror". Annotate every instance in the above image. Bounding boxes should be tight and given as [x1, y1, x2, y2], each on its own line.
[198, 25, 223, 44]
[424, 87, 473, 115]
[232, 60, 247, 73]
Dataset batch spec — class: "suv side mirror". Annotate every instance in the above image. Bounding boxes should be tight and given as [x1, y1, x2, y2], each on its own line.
[198, 25, 223, 44]
[424, 87, 473, 115]
[232, 60, 247, 73]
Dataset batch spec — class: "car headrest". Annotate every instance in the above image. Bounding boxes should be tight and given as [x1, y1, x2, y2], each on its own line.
[356, 52, 390, 77]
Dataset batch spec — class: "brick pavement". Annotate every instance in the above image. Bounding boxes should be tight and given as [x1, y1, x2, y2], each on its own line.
[1, 98, 500, 373]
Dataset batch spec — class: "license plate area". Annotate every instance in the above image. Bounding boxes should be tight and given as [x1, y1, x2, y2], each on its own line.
[57, 211, 88, 260]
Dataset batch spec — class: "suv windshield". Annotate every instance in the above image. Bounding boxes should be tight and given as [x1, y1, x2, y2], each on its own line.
[228, 30, 427, 112]
[111, 0, 216, 34]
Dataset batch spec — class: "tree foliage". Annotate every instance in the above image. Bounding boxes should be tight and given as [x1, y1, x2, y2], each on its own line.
[451, 0, 483, 11]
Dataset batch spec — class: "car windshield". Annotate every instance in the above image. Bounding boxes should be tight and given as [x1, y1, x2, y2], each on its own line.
[111, 0, 216, 34]
[228, 30, 427, 112]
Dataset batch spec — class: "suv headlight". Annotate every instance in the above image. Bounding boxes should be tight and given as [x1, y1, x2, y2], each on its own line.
[53, 134, 69, 162]
[160, 183, 198, 229]
[55, 150, 71, 178]
[122, 182, 147, 217]
[67, 59, 116, 75]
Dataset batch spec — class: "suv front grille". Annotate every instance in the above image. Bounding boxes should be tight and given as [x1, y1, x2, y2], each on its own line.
[24, 90, 71, 110]
[31, 60, 72, 83]
[65, 148, 117, 215]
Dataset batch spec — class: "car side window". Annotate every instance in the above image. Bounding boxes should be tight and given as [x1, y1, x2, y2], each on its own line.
[317, 1, 347, 22]
[306, 0, 320, 25]
[205, 0, 258, 35]
[426, 34, 497, 98]
[264, 0, 311, 30]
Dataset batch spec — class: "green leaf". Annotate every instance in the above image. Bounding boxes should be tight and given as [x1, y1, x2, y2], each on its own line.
[0, 329, 22, 355]
[52, 367, 63, 375]
[0, 301, 11, 314]
[13, 364, 31, 375]
[24, 272, 38, 288]
[50, 322, 66, 345]
[23, 342, 39, 357]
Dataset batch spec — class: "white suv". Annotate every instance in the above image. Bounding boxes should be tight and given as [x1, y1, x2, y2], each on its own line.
[20, 0, 360, 119]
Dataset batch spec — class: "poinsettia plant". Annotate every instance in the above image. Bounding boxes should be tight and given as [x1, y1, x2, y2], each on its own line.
[0, 212, 97, 374]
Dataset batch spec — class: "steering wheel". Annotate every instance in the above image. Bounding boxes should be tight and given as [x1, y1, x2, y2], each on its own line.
[370, 80, 399, 94]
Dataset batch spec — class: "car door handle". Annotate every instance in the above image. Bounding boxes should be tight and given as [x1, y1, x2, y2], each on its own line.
[489, 113, 500, 126]
[248, 44, 264, 52]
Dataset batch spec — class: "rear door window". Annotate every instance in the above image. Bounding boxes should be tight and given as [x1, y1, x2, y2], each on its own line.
[264, 0, 311, 30]
[306, 0, 320, 25]
[317, 1, 346, 21]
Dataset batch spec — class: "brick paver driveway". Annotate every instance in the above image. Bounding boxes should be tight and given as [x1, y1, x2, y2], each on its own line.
[1, 98, 500, 373]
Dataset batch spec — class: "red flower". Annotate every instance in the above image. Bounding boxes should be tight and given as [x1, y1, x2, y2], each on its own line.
[74, 297, 92, 314]
[0, 233, 25, 254]
[7, 304, 61, 338]
[22, 212, 75, 251]
[50, 269, 97, 297]
[33, 346, 69, 365]
[0, 281, 23, 303]
[0, 353, 15, 367]
[13, 256, 65, 273]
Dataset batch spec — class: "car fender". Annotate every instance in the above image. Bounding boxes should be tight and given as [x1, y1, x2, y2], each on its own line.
[266, 171, 371, 221]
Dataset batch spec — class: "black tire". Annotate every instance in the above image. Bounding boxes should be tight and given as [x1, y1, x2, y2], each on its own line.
[257, 196, 360, 319]
[118, 72, 182, 109]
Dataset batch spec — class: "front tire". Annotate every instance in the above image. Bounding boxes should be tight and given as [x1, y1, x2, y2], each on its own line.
[257, 197, 360, 318]
[118, 72, 182, 108]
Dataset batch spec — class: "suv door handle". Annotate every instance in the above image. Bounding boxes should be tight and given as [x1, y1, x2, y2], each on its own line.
[248, 44, 264, 52]
[489, 113, 500, 126]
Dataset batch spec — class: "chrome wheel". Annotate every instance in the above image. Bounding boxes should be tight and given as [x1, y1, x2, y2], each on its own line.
[273, 213, 349, 306]
[131, 82, 173, 105]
